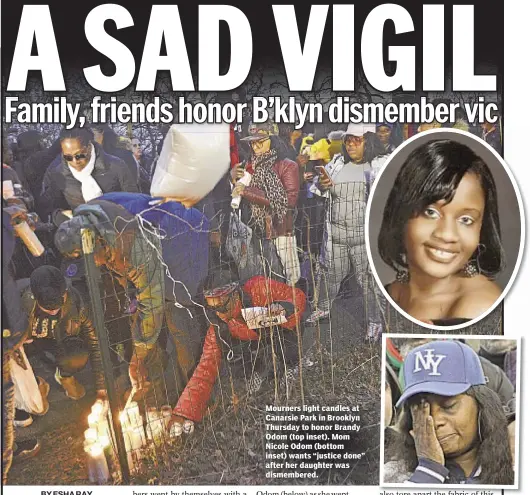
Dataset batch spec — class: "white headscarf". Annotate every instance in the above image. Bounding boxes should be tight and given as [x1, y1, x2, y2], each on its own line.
[67, 143, 103, 202]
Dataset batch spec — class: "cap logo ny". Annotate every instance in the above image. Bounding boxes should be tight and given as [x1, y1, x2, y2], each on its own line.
[413, 349, 446, 376]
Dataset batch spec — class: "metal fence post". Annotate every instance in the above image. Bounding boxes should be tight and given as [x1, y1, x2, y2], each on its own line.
[81, 228, 130, 483]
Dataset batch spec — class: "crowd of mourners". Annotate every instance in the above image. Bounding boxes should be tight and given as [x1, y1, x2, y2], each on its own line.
[2, 111, 503, 483]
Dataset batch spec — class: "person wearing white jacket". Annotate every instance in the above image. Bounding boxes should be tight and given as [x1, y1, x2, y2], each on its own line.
[306, 123, 388, 341]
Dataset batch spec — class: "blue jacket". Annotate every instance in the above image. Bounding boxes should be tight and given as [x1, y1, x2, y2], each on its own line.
[100, 193, 210, 304]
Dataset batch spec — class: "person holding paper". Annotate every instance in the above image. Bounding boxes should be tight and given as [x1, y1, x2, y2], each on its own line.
[167, 271, 306, 436]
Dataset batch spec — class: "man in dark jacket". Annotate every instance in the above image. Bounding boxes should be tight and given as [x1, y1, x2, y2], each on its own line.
[39, 128, 139, 220]
[21, 266, 106, 400]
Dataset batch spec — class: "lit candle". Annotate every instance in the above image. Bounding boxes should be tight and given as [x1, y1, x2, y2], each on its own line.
[91, 401, 104, 416]
[146, 408, 164, 443]
[84, 428, 98, 442]
[97, 419, 109, 439]
[87, 412, 99, 427]
[84, 441, 109, 483]
[119, 411, 129, 428]
[99, 434, 110, 448]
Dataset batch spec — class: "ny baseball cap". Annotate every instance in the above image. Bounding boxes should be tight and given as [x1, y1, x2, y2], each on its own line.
[395, 340, 486, 408]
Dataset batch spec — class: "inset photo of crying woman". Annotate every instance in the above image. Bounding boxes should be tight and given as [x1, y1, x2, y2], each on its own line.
[366, 129, 524, 330]
[381, 335, 519, 488]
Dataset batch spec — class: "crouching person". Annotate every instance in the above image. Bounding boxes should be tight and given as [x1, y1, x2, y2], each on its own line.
[168, 273, 306, 435]
[53, 199, 166, 402]
[21, 266, 106, 400]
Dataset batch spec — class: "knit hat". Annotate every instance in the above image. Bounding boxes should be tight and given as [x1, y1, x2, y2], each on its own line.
[308, 138, 331, 162]
[30, 266, 67, 310]
[396, 340, 486, 408]
[54, 217, 86, 258]
[241, 121, 278, 141]
[203, 271, 239, 298]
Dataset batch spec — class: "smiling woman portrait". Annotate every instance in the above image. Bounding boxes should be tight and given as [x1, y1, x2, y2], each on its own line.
[377, 139, 506, 326]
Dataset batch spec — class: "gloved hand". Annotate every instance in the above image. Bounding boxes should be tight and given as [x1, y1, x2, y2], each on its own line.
[167, 414, 195, 437]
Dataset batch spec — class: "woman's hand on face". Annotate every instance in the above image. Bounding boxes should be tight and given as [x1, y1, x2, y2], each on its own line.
[319, 174, 333, 190]
[410, 400, 445, 465]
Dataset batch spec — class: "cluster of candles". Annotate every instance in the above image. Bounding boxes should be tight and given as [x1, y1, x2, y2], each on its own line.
[83, 400, 111, 483]
[83, 399, 177, 482]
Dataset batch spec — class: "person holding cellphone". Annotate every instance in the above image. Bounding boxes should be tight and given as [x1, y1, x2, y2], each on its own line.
[306, 123, 388, 341]
[378, 140, 504, 325]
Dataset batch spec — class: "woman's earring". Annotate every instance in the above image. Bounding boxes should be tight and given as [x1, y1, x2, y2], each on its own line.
[462, 260, 479, 278]
[396, 269, 410, 284]
[396, 254, 410, 284]
[462, 243, 485, 277]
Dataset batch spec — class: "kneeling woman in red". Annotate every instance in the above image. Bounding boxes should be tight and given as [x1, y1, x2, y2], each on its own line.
[167, 272, 306, 435]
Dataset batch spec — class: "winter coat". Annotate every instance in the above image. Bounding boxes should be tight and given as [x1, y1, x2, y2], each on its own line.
[241, 158, 300, 239]
[100, 192, 209, 304]
[19, 141, 62, 201]
[384, 458, 482, 484]
[39, 143, 139, 218]
[311, 153, 387, 265]
[172, 276, 306, 422]
[20, 280, 105, 390]
[72, 199, 165, 350]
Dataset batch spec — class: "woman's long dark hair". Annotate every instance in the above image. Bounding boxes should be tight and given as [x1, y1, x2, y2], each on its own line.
[378, 139, 505, 277]
[387, 385, 514, 485]
[342, 131, 387, 164]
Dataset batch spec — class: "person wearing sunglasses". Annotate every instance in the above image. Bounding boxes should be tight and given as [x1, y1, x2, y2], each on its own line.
[39, 127, 139, 222]
[232, 120, 301, 287]
[166, 271, 306, 437]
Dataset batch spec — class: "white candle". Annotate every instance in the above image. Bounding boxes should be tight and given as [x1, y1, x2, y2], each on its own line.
[161, 405, 172, 429]
[84, 441, 109, 483]
[87, 412, 99, 427]
[91, 401, 104, 416]
[146, 409, 165, 443]
[84, 428, 98, 442]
